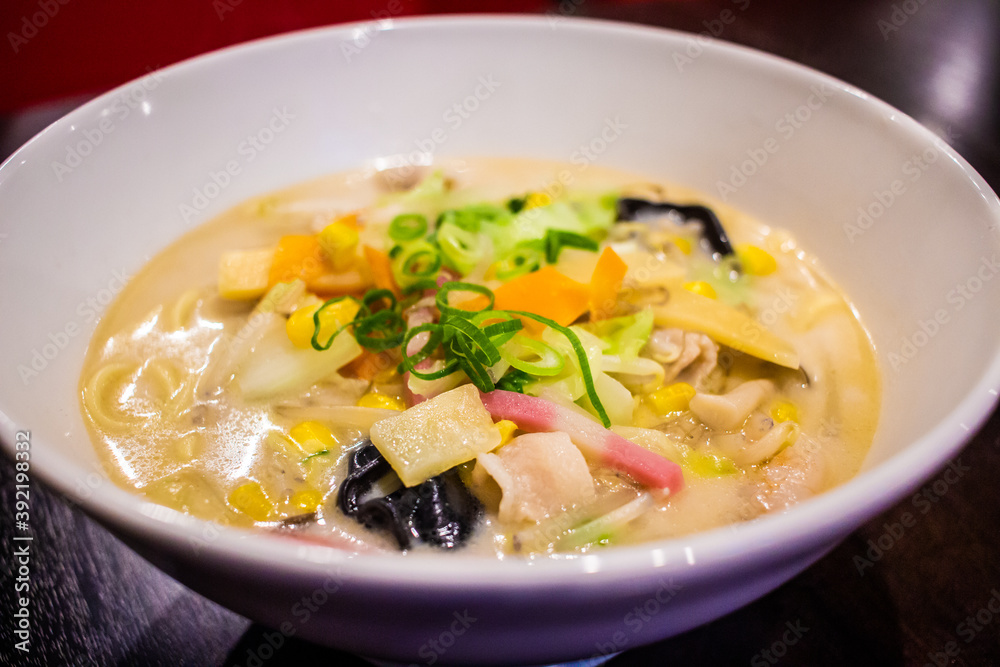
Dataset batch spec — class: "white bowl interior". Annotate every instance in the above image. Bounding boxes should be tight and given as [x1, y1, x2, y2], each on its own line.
[2, 16, 999, 661]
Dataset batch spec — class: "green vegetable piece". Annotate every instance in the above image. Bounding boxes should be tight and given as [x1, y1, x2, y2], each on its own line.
[497, 368, 532, 393]
[391, 241, 442, 288]
[545, 229, 599, 263]
[584, 310, 654, 360]
[493, 242, 544, 281]
[301, 449, 330, 464]
[389, 213, 428, 242]
[499, 334, 566, 377]
[437, 222, 485, 275]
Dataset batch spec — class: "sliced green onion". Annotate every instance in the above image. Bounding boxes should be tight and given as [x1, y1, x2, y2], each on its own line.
[408, 359, 460, 381]
[389, 213, 428, 242]
[447, 316, 502, 367]
[360, 288, 397, 315]
[310, 296, 359, 351]
[401, 278, 438, 296]
[435, 282, 494, 319]
[479, 319, 522, 349]
[496, 368, 532, 393]
[545, 229, 599, 263]
[505, 310, 610, 427]
[494, 243, 543, 281]
[401, 323, 445, 368]
[499, 334, 565, 377]
[301, 449, 330, 464]
[402, 247, 442, 278]
[450, 333, 495, 390]
[437, 222, 485, 275]
[353, 309, 406, 351]
[347, 278, 608, 425]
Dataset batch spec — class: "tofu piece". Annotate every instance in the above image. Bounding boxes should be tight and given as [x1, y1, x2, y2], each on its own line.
[476, 431, 596, 524]
[370, 384, 501, 487]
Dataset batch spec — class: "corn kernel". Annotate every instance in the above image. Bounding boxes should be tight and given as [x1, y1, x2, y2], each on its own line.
[736, 244, 777, 276]
[524, 192, 552, 209]
[318, 218, 361, 271]
[357, 392, 406, 411]
[290, 488, 324, 514]
[285, 298, 360, 349]
[289, 421, 339, 455]
[684, 280, 717, 299]
[228, 482, 274, 522]
[770, 400, 800, 424]
[671, 236, 693, 255]
[647, 382, 696, 415]
[682, 448, 738, 478]
[495, 419, 518, 447]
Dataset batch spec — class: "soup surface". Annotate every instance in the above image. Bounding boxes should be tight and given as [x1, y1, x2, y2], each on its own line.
[80, 157, 880, 557]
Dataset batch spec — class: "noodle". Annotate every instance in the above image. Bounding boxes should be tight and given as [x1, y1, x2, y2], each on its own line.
[83, 361, 143, 432]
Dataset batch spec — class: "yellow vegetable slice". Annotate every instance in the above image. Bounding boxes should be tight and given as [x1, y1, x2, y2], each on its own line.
[652, 287, 799, 369]
[218, 248, 273, 300]
[369, 385, 501, 487]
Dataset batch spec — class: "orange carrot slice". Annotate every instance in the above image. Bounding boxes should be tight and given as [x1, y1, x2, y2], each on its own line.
[589, 247, 628, 321]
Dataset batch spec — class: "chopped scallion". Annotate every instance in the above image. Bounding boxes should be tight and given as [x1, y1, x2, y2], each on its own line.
[545, 229, 599, 263]
[389, 213, 428, 242]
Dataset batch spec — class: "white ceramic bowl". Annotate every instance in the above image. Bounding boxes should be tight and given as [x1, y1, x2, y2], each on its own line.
[2, 16, 1000, 665]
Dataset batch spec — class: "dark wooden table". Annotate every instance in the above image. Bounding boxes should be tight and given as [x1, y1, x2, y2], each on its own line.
[2, 1, 999, 665]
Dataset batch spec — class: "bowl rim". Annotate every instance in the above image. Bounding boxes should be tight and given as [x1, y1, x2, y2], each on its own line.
[3, 13, 1000, 590]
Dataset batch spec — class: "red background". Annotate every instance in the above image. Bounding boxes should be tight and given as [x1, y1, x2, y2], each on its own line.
[1, 0, 576, 112]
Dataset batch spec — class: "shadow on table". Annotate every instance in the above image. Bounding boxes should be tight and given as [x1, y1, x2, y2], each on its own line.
[606, 541, 906, 667]
[221, 626, 372, 667]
